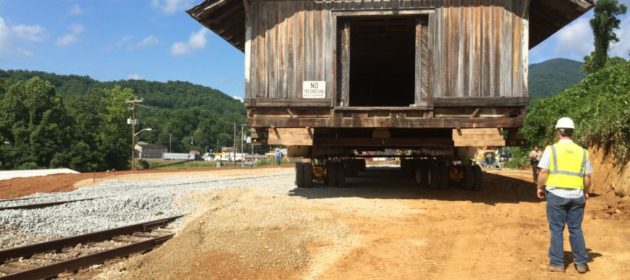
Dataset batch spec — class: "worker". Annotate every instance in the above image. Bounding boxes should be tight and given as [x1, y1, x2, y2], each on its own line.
[536, 117, 592, 273]
[274, 148, 283, 165]
[529, 145, 543, 181]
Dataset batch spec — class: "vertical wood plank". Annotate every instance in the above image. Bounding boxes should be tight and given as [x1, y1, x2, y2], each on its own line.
[278, 3, 286, 98]
[512, 0, 522, 98]
[340, 20, 351, 107]
[287, 2, 296, 99]
[471, 0, 481, 97]
[245, 24, 252, 99]
[492, 0, 500, 97]
[296, 2, 305, 97]
[324, 10, 334, 99]
[501, 0, 513, 97]
[481, 2, 490, 97]
[428, 12, 436, 105]
[414, 17, 423, 106]
[456, 1, 465, 97]
[264, 3, 271, 98]
[458, 0, 475, 97]
[522, 0, 530, 98]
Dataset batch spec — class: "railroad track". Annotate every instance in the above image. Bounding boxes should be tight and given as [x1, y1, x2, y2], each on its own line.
[0, 215, 183, 280]
[0, 198, 99, 211]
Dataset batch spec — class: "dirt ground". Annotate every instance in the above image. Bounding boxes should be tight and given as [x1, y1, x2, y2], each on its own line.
[85, 167, 630, 280]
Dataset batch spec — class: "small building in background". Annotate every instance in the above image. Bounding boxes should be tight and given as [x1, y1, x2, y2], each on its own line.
[135, 142, 168, 159]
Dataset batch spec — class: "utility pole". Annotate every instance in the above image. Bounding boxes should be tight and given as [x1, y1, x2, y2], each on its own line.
[169, 133, 172, 153]
[240, 124, 246, 156]
[126, 98, 143, 171]
[233, 122, 237, 166]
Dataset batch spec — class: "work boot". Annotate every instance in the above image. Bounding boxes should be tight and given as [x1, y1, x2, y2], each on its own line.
[575, 264, 589, 274]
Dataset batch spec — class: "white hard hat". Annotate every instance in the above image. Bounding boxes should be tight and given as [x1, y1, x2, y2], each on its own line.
[555, 117, 575, 129]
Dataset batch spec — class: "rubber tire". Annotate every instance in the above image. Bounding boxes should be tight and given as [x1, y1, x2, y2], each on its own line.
[336, 162, 346, 187]
[303, 162, 314, 188]
[295, 162, 305, 187]
[472, 165, 482, 191]
[463, 165, 474, 190]
[295, 162, 314, 188]
[428, 164, 441, 189]
[348, 159, 359, 177]
[414, 161, 424, 186]
[439, 164, 449, 189]
[326, 162, 337, 187]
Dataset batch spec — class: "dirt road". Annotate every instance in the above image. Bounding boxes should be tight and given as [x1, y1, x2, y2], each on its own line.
[83, 167, 629, 280]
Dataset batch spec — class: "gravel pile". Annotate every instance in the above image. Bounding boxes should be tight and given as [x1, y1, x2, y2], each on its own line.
[0, 169, 294, 249]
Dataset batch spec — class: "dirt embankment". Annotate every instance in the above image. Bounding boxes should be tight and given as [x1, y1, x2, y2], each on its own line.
[96, 169, 630, 280]
[0, 165, 290, 199]
[589, 146, 630, 196]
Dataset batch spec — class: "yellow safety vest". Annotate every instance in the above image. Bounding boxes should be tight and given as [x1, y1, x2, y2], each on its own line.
[545, 142, 588, 189]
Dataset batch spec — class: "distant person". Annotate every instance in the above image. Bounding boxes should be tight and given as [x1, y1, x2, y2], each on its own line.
[529, 145, 543, 181]
[536, 117, 592, 274]
[274, 149, 283, 165]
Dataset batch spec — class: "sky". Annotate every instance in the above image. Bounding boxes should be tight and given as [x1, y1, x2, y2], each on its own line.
[1, 0, 629, 99]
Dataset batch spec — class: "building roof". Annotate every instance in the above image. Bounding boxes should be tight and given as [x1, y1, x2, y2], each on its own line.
[187, 0, 594, 52]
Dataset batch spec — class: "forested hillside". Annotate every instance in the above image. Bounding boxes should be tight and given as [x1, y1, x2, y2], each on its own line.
[0, 70, 245, 171]
[528, 58, 586, 100]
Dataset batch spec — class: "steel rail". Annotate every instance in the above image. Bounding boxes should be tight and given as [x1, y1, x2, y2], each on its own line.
[0, 198, 97, 211]
[0, 234, 174, 280]
[0, 215, 183, 262]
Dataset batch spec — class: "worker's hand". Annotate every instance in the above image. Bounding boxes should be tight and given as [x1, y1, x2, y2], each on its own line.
[536, 188, 545, 199]
[584, 193, 589, 200]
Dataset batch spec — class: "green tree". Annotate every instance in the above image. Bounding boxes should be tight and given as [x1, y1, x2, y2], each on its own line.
[99, 86, 136, 170]
[0, 70, 247, 170]
[0, 77, 74, 169]
[583, 0, 627, 73]
[523, 58, 630, 165]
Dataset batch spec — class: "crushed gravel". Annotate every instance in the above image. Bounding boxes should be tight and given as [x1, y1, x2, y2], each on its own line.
[0, 169, 294, 249]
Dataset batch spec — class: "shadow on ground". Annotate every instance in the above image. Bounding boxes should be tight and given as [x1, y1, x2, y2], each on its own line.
[563, 249, 603, 268]
[289, 167, 540, 205]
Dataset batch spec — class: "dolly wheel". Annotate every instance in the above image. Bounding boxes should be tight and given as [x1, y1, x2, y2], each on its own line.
[463, 165, 474, 190]
[326, 162, 337, 187]
[428, 164, 440, 189]
[295, 162, 314, 188]
[336, 162, 346, 187]
[472, 165, 482, 191]
[414, 162, 424, 186]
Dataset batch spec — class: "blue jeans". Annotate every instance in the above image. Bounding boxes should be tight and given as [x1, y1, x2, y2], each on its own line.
[546, 191, 589, 267]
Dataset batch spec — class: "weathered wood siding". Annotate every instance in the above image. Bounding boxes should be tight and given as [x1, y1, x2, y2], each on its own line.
[245, 0, 528, 105]
[248, 1, 335, 100]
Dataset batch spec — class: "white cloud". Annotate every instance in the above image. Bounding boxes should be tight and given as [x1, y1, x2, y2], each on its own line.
[232, 95, 243, 102]
[69, 4, 83, 16]
[137, 35, 159, 48]
[102, 35, 133, 52]
[170, 28, 208, 56]
[0, 17, 44, 57]
[554, 17, 594, 59]
[12, 24, 45, 42]
[151, 0, 192, 14]
[103, 35, 160, 52]
[128, 73, 144, 80]
[610, 15, 630, 58]
[0, 18, 12, 54]
[55, 24, 84, 47]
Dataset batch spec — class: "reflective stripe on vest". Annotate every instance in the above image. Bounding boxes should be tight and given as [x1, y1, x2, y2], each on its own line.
[546, 142, 587, 189]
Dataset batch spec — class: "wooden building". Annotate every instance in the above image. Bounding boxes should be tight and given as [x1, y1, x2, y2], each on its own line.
[188, 0, 592, 186]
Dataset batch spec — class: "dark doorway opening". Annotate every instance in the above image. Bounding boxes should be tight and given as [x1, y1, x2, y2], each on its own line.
[348, 16, 416, 107]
